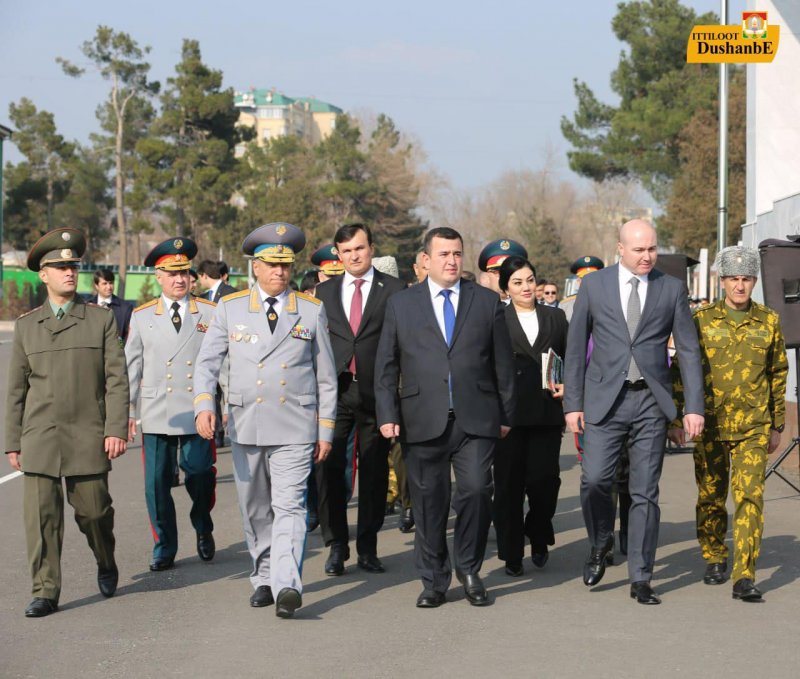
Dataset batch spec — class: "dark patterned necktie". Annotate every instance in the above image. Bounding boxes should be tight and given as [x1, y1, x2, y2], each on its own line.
[627, 277, 642, 381]
[171, 301, 182, 333]
[266, 297, 278, 333]
[56, 308, 65, 320]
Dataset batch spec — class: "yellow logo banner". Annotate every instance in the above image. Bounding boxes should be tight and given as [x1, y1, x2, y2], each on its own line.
[687, 13, 780, 64]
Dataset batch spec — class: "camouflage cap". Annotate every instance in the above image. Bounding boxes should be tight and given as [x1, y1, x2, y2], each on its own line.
[715, 246, 760, 278]
[27, 228, 86, 272]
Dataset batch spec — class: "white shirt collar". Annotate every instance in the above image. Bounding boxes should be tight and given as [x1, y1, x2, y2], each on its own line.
[208, 279, 222, 296]
[343, 267, 374, 287]
[97, 295, 112, 306]
[257, 286, 289, 304]
[427, 277, 461, 299]
[618, 262, 649, 285]
[162, 294, 189, 310]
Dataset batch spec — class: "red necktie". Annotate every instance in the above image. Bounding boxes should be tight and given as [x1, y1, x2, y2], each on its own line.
[348, 279, 365, 374]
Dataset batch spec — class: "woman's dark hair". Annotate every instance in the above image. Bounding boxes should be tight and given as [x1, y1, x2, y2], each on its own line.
[498, 256, 537, 292]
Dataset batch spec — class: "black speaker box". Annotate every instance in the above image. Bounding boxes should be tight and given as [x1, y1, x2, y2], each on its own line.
[758, 238, 800, 348]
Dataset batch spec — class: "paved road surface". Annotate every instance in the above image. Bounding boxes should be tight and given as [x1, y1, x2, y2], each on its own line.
[1, 327, 799, 678]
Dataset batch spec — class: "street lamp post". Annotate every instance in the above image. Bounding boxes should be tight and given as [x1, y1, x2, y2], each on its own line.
[0, 124, 14, 302]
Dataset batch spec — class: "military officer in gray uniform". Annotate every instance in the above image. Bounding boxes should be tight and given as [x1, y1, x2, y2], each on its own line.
[5, 228, 129, 617]
[194, 222, 337, 619]
[126, 238, 218, 571]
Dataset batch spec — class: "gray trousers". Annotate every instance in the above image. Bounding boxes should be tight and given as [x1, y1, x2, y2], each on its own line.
[581, 386, 668, 583]
[230, 442, 313, 594]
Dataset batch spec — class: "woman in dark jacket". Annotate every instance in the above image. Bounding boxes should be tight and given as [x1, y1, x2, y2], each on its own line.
[493, 256, 568, 576]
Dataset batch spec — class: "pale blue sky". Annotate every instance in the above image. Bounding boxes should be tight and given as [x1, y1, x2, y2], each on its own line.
[0, 0, 746, 191]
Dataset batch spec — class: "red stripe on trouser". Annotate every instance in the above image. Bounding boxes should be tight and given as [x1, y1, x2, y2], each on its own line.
[351, 431, 359, 494]
[209, 439, 217, 512]
[141, 446, 160, 543]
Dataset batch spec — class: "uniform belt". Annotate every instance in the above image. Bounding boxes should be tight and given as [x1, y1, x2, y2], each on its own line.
[623, 379, 648, 391]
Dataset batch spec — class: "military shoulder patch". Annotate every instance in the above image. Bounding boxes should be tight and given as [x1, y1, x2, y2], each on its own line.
[134, 299, 159, 313]
[195, 297, 217, 307]
[221, 289, 250, 303]
[18, 305, 43, 319]
[295, 291, 321, 305]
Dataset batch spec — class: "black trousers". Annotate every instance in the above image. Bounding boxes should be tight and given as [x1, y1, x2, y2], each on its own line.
[316, 375, 390, 556]
[404, 413, 495, 593]
[493, 426, 562, 564]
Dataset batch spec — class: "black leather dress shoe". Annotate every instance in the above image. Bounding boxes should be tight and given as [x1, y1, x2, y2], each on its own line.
[630, 581, 661, 605]
[149, 556, 175, 572]
[583, 541, 613, 586]
[703, 561, 727, 585]
[416, 589, 446, 608]
[197, 533, 215, 561]
[98, 563, 119, 597]
[324, 543, 350, 576]
[399, 507, 415, 533]
[24, 598, 58, 618]
[732, 578, 763, 601]
[531, 547, 549, 569]
[275, 587, 302, 618]
[618, 530, 628, 556]
[456, 572, 490, 606]
[249, 585, 274, 607]
[357, 554, 385, 573]
[505, 561, 524, 577]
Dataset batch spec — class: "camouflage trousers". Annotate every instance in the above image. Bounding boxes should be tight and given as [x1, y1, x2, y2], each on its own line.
[693, 434, 769, 581]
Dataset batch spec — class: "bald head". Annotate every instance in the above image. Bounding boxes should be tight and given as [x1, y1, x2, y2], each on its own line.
[617, 219, 657, 276]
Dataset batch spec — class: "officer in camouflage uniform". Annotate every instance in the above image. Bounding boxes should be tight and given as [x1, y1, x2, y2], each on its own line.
[670, 246, 788, 601]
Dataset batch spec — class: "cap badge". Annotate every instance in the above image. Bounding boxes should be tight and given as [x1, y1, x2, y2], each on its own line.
[61, 232, 71, 242]
[174, 239, 183, 249]
[276, 225, 287, 235]
[60, 249, 72, 258]
[500, 240, 510, 251]
[331, 247, 338, 256]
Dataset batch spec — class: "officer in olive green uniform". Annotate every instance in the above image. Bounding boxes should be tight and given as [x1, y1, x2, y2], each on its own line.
[671, 246, 788, 601]
[4, 228, 129, 618]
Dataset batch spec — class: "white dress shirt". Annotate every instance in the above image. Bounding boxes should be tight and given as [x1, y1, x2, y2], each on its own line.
[163, 294, 188, 322]
[427, 277, 461, 342]
[258, 286, 289, 316]
[516, 309, 539, 346]
[342, 267, 374, 323]
[618, 262, 648, 321]
[97, 295, 112, 307]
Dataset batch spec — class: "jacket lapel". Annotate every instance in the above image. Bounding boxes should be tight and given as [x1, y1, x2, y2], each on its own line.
[417, 281, 449, 350]
[448, 281, 474, 349]
[531, 305, 552, 357]
[330, 275, 351, 336]
[633, 269, 664, 340]
[263, 291, 299, 358]
[357, 271, 387, 337]
[604, 265, 629, 333]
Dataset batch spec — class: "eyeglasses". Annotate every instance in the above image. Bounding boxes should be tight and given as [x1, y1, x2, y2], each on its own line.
[543, 291, 557, 296]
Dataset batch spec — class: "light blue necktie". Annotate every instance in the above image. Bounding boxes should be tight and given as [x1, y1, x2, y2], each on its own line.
[441, 289, 455, 346]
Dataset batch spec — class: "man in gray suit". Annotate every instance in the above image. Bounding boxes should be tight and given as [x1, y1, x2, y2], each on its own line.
[194, 222, 337, 619]
[126, 238, 218, 571]
[563, 219, 704, 605]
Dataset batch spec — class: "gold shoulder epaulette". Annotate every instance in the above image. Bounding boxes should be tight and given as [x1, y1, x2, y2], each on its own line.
[221, 289, 250, 303]
[195, 297, 216, 307]
[295, 291, 321, 305]
[18, 306, 42, 319]
[134, 299, 158, 312]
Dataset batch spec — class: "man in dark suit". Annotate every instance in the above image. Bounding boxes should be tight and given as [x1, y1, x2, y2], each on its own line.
[563, 219, 705, 605]
[197, 260, 236, 302]
[88, 268, 134, 343]
[375, 227, 515, 608]
[314, 224, 406, 575]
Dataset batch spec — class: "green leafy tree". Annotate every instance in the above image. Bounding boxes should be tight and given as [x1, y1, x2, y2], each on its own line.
[659, 71, 746, 253]
[136, 39, 245, 254]
[561, 0, 718, 203]
[516, 211, 571, 286]
[58, 25, 160, 297]
[6, 98, 75, 235]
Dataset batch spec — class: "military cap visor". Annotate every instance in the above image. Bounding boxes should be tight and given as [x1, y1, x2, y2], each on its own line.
[311, 243, 344, 275]
[478, 239, 528, 272]
[27, 228, 86, 272]
[570, 255, 605, 277]
[144, 238, 198, 271]
[243, 222, 306, 263]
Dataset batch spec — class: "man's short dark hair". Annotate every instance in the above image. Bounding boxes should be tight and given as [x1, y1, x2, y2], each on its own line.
[300, 271, 319, 293]
[537, 278, 548, 286]
[217, 261, 229, 278]
[498, 256, 537, 292]
[93, 268, 114, 285]
[334, 223, 373, 246]
[423, 227, 463, 254]
[197, 260, 224, 280]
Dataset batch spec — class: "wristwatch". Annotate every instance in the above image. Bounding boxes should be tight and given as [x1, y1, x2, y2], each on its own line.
[772, 424, 785, 433]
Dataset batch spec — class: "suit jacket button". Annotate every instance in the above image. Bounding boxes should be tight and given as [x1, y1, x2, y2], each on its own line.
[258, 363, 264, 368]
[256, 379, 263, 385]
[187, 373, 192, 379]
[167, 361, 172, 367]
[167, 374, 172, 379]
[167, 387, 173, 393]
[280, 380, 286, 386]
[281, 363, 287, 369]
[187, 387, 193, 392]
[256, 397, 263, 404]
[279, 397, 286, 404]
[186, 360, 192, 366]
